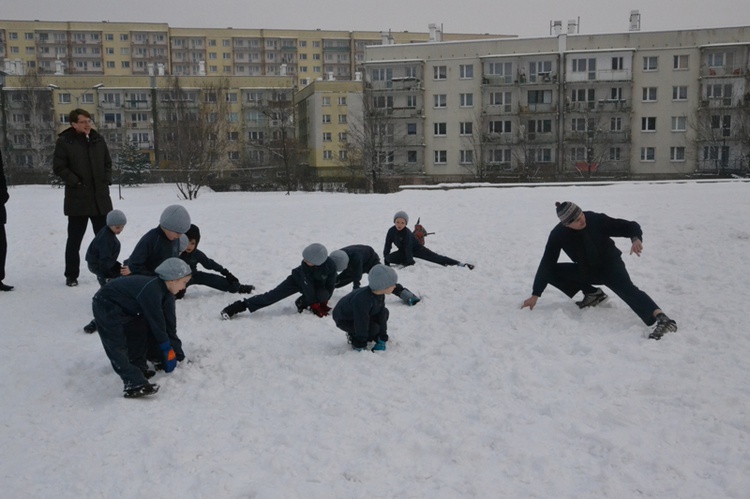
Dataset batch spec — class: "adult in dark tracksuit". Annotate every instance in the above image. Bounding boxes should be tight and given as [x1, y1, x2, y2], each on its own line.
[52, 109, 113, 286]
[522, 201, 677, 339]
[179, 224, 254, 295]
[330, 245, 421, 305]
[333, 264, 398, 351]
[0, 150, 11, 291]
[125, 204, 191, 276]
[221, 243, 337, 319]
[384, 211, 474, 269]
[92, 258, 191, 398]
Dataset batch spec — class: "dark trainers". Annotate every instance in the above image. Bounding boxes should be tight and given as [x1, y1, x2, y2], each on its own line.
[649, 314, 678, 340]
[83, 320, 97, 333]
[576, 288, 607, 309]
[66, 278, 78, 287]
[221, 300, 247, 320]
[238, 284, 255, 294]
[465, 263, 475, 270]
[123, 382, 159, 398]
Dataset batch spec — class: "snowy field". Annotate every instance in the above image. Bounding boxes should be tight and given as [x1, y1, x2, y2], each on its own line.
[1, 180, 749, 498]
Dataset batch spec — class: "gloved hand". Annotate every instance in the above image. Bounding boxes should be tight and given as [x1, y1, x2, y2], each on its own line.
[159, 341, 177, 373]
[221, 300, 247, 319]
[320, 301, 331, 313]
[372, 339, 387, 352]
[223, 271, 239, 284]
[310, 302, 329, 317]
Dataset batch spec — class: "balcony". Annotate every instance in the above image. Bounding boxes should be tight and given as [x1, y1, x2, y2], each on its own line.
[701, 65, 746, 78]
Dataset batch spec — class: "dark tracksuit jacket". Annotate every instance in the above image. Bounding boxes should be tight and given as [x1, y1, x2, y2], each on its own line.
[126, 226, 179, 276]
[332, 286, 389, 349]
[180, 247, 237, 292]
[92, 275, 183, 389]
[531, 211, 660, 325]
[383, 226, 459, 267]
[85, 226, 122, 285]
[241, 258, 337, 313]
[335, 244, 381, 289]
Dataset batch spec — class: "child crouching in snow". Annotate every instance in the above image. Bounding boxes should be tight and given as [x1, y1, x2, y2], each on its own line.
[92, 257, 191, 398]
[332, 264, 397, 352]
[384, 211, 474, 270]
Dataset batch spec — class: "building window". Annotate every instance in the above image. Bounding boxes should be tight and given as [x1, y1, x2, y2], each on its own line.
[672, 86, 688, 101]
[58, 94, 72, 104]
[486, 61, 512, 82]
[643, 56, 658, 71]
[433, 94, 447, 108]
[459, 93, 473, 107]
[459, 64, 473, 79]
[609, 147, 621, 161]
[641, 117, 656, 132]
[433, 65, 447, 80]
[610, 117, 623, 131]
[670, 147, 686, 161]
[460, 150, 474, 164]
[322, 132, 332, 142]
[673, 54, 689, 70]
[338, 96, 347, 106]
[434, 150, 447, 164]
[642, 87, 658, 102]
[640, 147, 656, 161]
[671, 116, 687, 131]
[338, 132, 347, 142]
[570, 147, 587, 161]
[489, 120, 512, 134]
[339, 150, 348, 161]
[407, 151, 418, 163]
[433, 122, 447, 136]
[407, 123, 417, 135]
[459, 122, 473, 135]
[611, 57, 624, 70]
[226, 93, 238, 103]
[338, 115, 347, 124]
[488, 148, 511, 164]
[322, 114, 331, 124]
[406, 95, 417, 108]
[322, 96, 331, 106]
[490, 91, 512, 110]
[323, 150, 333, 160]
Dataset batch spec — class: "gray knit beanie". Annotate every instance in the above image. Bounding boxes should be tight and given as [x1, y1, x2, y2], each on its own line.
[368, 264, 398, 291]
[393, 211, 409, 224]
[106, 209, 127, 226]
[155, 257, 192, 281]
[302, 243, 328, 266]
[178, 234, 189, 253]
[556, 201, 582, 226]
[329, 250, 350, 272]
[159, 205, 191, 234]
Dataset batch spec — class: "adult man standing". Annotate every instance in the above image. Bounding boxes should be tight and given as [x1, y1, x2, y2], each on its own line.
[0, 150, 12, 291]
[53, 109, 113, 286]
[521, 201, 677, 340]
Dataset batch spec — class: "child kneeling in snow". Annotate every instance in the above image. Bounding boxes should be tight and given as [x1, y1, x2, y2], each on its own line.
[92, 258, 191, 398]
[332, 264, 397, 352]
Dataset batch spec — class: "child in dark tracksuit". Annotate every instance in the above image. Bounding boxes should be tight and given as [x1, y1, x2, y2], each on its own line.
[333, 264, 398, 352]
[221, 243, 337, 319]
[92, 258, 191, 398]
[330, 245, 421, 306]
[82, 209, 130, 333]
[179, 224, 254, 297]
[384, 211, 474, 270]
[125, 204, 191, 276]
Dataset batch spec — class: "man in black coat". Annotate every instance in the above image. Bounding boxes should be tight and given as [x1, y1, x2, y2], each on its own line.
[522, 201, 677, 340]
[53, 109, 113, 287]
[0, 150, 12, 291]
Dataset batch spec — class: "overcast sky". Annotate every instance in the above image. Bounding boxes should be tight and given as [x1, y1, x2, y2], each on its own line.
[3, 0, 748, 38]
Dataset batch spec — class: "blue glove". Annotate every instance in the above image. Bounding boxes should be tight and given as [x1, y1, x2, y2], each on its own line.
[372, 339, 386, 352]
[159, 341, 177, 373]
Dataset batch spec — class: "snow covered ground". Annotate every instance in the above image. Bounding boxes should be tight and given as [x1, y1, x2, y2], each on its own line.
[1, 180, 749, 498]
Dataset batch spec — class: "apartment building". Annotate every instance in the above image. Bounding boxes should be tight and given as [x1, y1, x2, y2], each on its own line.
[361, 26, 750, 179]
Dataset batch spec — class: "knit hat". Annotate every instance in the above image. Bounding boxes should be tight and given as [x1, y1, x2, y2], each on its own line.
[178, 234, 189, 253]
[393, 211, 409, 224]
[329, 250, 350, 272]
[155, 257, 192, 281]
[556, 201, 582, 226]
[302, 243, 328, 266]
[368, 264, 398, 291]
[159, 205, 191, 234]
[185, 224, 201, 245]
[106, 209, 127, 226]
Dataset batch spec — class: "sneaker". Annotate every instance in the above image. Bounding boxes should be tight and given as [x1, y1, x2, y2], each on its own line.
[649, 314, 678, 340]
[66, 278, 78, 287]
[221, 300, 247, 320]
[408, 296, 421, 306]
[371, 339, 387, 352]
[83, 320, 97, 334]
[123, 382, 159, 398]
[238, 284, 255, 294]
[465, 263, 475, 270]
[141, 368, 156, 379]
[576, 288, 607, 309]
[0, 281, 13, 291]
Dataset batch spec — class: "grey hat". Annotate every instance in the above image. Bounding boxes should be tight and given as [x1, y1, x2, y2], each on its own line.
[159, 205, 191, 234]
[155, 257, 192, 281]
[302, 243, 328, 266]
[368, 264, 398, 291]
[329, 250, 350, 272]
[393, 211, 409, 224]
[178, 234, 189, 253]
[556, 201, 582, 226]
[106, 209, 127, 226]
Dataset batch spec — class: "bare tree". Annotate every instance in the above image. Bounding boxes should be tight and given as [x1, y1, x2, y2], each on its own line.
[692, 99, 745, 175]
[459, 112, 493, 180]
[156, 77, 232, 199]
[564, 102, 628, 179]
